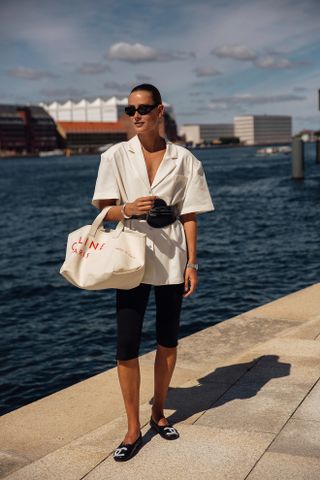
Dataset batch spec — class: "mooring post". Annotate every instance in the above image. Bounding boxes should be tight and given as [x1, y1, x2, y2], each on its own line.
[292, 137, 304, 179]
[316, 139, 320, 165]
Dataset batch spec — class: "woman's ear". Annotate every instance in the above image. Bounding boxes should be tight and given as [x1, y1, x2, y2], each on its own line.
[158, 104, 164, 118]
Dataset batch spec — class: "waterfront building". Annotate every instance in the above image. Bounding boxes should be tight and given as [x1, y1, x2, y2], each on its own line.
[180, 123, 234, 145]
[40, 97, 127, 123]
[40, 96, 176, 124]
[0, 105, 27, 153]
[57, 121, 127, 153]
[0, 105, 58, 154]
[234, 115, 292, 145]
[40, 96, 178, 147]
[25, 106, 59, 152]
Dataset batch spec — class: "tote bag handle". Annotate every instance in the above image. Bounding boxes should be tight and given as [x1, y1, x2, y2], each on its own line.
[88, 205, 125, 238]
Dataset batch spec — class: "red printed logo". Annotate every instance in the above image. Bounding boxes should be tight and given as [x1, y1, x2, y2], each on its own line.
[71, 237, 106, 258]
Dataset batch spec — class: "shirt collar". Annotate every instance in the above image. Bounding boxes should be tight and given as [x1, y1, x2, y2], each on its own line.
[127, 134, 178, 159]
[126, 134, 178, 190]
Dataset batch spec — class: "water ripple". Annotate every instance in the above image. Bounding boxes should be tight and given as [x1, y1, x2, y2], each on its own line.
[1, 144, 319, 414]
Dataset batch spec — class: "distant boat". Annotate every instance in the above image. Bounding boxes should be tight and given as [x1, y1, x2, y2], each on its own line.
[97, 143, 114, 153]
[278, 146, 292, 153]
[39, 149, 64, 157]
[256, 145, 292, 156]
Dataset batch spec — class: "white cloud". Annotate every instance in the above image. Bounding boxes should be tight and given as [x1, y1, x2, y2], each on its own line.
[76, 63, 111, 74]
[179, 0, 320, 65]
[107, 42, 195, 62]
[107, 42, 158, 62]
[0, 0, 319, 129]
[254, 56, 309, 70]
[211, 44, 257, 60]
[208, 93, 307, 109]
[7, 67, 59, 80]
[193, 66, 222, 77]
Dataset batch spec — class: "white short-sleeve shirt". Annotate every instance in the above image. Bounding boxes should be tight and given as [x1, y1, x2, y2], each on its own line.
[92, 134, 214, 285]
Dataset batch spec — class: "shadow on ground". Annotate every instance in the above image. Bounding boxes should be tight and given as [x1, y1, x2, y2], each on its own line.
[148, 354, 291, 426]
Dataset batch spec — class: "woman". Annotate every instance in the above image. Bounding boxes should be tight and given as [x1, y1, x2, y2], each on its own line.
[91, 84, 214, 461]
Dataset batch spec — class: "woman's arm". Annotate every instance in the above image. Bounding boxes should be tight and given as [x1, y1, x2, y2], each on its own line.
[99, 199, 124, 221]
[180, 212, 198, 298]
[99, 197, 156, 221]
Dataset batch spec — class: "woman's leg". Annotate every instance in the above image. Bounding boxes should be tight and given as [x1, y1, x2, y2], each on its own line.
[116, 283, 151, 443]
[152, 283, 185, 425]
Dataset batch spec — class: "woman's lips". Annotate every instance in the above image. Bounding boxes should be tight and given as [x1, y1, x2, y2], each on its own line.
[134, 122, 144, 126]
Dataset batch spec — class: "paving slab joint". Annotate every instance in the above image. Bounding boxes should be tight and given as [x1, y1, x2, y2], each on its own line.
[242, 375, 320, 479]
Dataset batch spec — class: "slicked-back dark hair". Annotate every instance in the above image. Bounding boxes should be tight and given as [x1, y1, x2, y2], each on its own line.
[130, 84, 162, 105]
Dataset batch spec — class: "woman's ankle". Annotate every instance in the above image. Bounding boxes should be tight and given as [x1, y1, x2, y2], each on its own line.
[151, 405, 164, 419]
[127, 422, 141, 434]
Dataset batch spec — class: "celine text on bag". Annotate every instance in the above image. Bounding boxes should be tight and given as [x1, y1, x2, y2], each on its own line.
[59, 205, 146, 290]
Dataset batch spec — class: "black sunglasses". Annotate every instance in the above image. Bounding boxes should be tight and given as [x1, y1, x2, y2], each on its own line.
[125, 103, 160, 117]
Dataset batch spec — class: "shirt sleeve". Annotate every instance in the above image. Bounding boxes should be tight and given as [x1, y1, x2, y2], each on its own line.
[91, 151, 121, 209]
[179, 154, 215, 216]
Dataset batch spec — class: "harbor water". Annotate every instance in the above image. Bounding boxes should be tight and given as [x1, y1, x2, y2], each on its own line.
[0, 143, 319, 415]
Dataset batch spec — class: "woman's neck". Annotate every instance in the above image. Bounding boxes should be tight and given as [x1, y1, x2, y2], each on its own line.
[138, 132, 166, 153]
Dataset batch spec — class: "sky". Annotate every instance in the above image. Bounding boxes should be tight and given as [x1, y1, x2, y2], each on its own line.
[1, 0, 320, 133]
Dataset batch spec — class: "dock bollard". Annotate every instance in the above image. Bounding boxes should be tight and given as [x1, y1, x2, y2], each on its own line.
[292, 137, 304, 179]
[316, 139, 320, 165]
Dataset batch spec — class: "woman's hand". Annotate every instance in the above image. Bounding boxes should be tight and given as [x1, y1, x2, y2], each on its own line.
[183, 267, 198, 298]
[181, 212, 198, 298]
[125, 196, 157, 216]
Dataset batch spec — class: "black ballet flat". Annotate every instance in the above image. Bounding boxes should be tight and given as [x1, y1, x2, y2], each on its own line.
[113, 431, 143, 462]
[149, 416, 180, 440]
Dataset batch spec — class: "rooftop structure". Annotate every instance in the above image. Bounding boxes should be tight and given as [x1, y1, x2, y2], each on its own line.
[40, 97, 127, 123]
[39, 96, 179, 147]
[40, 97, 175, 124]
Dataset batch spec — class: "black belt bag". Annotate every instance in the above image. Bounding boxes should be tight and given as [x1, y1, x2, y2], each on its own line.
[131, 198, 178, 228]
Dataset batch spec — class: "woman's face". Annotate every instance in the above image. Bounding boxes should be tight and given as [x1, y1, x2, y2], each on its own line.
[127, 90, 164, 135]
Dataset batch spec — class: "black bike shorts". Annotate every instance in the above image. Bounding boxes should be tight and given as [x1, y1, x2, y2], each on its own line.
[115, 282, 185, 361]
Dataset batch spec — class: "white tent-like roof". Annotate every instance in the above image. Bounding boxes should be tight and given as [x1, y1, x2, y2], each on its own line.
[40, 96, 173, 122]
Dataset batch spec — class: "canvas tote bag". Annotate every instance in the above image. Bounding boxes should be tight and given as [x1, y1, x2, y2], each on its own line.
[59, 205, 146, 290]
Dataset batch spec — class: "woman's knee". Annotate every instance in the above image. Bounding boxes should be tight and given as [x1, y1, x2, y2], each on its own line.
[116, 355, 139, 363]
[116, 343, 140, 362]
[156, 323, 179, 348]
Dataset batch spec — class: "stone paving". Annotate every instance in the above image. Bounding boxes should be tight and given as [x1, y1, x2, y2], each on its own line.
[1, 283, 320, 479]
